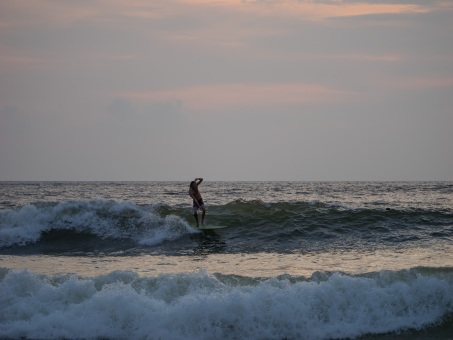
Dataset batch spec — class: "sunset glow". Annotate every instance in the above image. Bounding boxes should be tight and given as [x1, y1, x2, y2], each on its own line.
[1, 0, 452, 180]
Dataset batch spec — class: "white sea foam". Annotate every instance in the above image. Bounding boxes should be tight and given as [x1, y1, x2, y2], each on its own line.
[0, 200, 195, 248]
[0, 204, 51, 246]
[138, 215, 192, 246]
[1, 269, 452, 340]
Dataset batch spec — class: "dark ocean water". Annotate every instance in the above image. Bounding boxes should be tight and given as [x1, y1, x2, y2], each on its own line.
[1, 181, 452, 339]
[1, 181, 452, 255]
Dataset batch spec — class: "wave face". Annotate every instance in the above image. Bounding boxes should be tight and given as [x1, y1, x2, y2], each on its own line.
[1, 267, 452, 340]
[0, 200, 194, 251]
[1, 197, 452, 255]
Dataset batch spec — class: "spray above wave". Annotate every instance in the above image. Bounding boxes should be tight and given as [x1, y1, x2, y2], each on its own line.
[1, 268, 452, 340]
[0, 200, 195, 248]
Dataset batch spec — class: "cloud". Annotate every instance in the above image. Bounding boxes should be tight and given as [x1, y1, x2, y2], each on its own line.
[0, 0, 98, 28]
[107, 98, 139, 119]
[1, 0, 452, 180]
[120, 83, 357, 112]
[174, 0, 435, 19]
[0, 0, 443, 30]
[0, 50, 62, 70]
[379, 76, 453, 91]
[107, 97, 182, 122]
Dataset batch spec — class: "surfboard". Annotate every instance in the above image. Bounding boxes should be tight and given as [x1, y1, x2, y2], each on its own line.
[196, 225, 227, 230]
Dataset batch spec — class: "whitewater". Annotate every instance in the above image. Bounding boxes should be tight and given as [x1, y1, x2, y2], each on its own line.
[1, 181, 452, 339]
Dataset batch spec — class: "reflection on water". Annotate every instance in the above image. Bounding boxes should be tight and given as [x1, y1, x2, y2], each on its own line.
[1, 243, 452, 278]
[191, 231, 227, 255]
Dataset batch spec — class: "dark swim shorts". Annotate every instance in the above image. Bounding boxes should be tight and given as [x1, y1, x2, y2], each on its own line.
[193, 198, 205, 213]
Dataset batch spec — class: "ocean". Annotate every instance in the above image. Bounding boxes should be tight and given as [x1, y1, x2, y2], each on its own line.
[1, 181, 452, 339]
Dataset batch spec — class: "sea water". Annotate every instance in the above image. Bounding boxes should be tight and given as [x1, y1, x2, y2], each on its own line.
[1, 181, 452, 339]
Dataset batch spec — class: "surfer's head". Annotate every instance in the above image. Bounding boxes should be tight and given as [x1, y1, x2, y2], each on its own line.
[190, 181, 196, 189]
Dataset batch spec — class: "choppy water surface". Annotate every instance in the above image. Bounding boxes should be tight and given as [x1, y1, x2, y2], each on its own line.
[1, 181, 452, 339]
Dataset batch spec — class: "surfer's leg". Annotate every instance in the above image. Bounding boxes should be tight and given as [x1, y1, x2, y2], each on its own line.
[198, 199, 206, 225]
[192, 204, 200, 227]
[193, 213, 199, 227]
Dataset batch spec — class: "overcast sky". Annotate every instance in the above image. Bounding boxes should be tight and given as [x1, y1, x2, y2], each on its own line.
[1, 0, 452, 181]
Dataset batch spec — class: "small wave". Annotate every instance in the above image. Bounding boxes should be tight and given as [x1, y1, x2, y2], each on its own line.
[0, 268, 452, 339]
[2, 199, 452, 253]
[211, 199, 453, 234]
[0, 200, 195, 248]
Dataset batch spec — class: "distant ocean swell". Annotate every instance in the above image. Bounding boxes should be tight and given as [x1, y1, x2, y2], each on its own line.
[1, 267, 452, 340]
[1, 199, 452, 251]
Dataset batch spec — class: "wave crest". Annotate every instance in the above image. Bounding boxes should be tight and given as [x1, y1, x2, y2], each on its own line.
[0, 200, 194, 248]
[1, 268, 452, 339]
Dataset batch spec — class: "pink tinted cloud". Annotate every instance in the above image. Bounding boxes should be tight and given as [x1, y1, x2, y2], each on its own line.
[394, 76, 453, 90]
[121, 83, 356, 111]
[175, 0, 432, 19]
[0, 0, 445, 29]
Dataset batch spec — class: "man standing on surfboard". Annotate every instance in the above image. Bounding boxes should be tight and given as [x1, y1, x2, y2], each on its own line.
[189, 178, 206, 227]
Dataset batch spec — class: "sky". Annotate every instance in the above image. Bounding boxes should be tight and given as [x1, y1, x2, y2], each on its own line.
[1, 0, 452, 181]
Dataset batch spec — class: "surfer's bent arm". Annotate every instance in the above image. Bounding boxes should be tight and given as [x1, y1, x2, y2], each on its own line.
[189, 191, 201, 207]
[190, 193, 198, 205]
[195, 178, 203, 185]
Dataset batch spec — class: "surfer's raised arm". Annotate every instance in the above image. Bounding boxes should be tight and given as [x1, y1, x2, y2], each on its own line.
[195, 177, 203, 185]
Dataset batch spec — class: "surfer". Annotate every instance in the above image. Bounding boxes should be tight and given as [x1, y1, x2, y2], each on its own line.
[189, 178, 206, 227]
